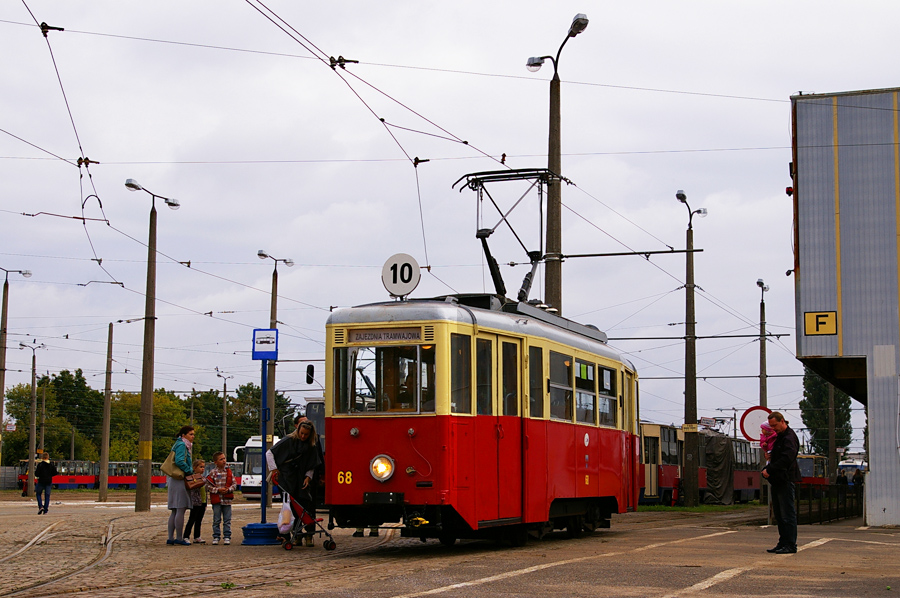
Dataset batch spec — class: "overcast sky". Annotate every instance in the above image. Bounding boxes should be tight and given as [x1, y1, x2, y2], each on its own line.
[2, 1, 891, 450]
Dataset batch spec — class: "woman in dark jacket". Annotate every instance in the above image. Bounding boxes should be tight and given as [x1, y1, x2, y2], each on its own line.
[268, 419, 322, 546]
[166, 425, 195, 546]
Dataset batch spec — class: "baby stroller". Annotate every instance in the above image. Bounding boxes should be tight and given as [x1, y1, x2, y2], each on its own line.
[278, 488, 336, 551]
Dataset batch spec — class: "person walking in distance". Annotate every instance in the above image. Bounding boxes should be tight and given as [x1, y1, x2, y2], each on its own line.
[761, 412, 802, 554]
[34, 453, 57, 514]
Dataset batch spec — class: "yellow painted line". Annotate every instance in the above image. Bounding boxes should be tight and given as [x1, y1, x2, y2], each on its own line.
[833, 97, 843, 356]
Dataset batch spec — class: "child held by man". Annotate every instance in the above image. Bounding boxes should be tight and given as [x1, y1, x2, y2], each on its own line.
[205, 451, 237, 545]
[760, 422, 777, 462]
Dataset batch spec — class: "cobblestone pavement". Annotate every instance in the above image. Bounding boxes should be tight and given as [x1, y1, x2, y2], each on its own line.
[1, 493, 898, 598]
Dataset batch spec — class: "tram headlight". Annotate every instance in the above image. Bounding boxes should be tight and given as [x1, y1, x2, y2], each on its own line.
[370, 454, 395, 482]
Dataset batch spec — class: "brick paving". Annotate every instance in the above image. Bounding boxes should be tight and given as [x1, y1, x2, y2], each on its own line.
[2, 491, 897, 598]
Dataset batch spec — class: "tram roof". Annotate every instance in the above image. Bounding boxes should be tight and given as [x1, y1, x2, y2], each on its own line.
[328, 294, 635, 370]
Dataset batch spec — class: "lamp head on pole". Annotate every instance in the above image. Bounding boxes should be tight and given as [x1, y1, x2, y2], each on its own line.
[125, 179, 143, 192]
[676, 190, 687, 203]
[568, 13, 589, 37]
[526, 56, 546, 72]
[258, 250, 269, 260]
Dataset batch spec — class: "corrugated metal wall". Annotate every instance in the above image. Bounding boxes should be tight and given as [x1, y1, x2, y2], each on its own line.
[794, 88, 900, 526]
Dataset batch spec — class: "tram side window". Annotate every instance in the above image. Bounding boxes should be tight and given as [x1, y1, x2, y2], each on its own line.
[529, 346, 543, 418]
[549, 351, 573, 421]
[598, 366, 617, 426]
[451, 333, 472, 414]
[501, 342, 518, 416]
[476, 338, 492, 415]
[574, 359, 595, 424]
[661, 428, 678, 465]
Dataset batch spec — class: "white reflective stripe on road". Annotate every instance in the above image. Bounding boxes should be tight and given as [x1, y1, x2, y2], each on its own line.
[661, 538, 833, 598]
[386, 531, 737, 598]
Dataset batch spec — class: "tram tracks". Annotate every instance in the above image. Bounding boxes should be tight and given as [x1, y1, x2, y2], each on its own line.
[3, 515, 160, 598]
[11, 526, 401, 598]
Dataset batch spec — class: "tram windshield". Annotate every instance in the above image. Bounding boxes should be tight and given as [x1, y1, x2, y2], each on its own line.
[334, 344, 436, 414]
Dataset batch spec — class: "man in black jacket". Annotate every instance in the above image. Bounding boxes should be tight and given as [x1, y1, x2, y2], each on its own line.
[761, 412, 801, 553]
[34, 453, 57, 515]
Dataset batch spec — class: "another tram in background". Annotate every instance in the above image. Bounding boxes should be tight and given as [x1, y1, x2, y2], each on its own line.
[16, 460, 166, 489]
[325, 294, 640, 544]
[639, 423, 761, 505]
[797, 454, 829, 485]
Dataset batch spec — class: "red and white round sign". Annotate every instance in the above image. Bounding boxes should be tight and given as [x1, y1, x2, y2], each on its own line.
[739, 405, 772, 442]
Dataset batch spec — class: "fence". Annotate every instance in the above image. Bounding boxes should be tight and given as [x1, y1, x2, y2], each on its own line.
[795, 483, 863, 525]
[0, 466, 18, 490]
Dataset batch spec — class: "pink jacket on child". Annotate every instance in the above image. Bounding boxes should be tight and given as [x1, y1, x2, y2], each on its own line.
[760, 423, 777, 453]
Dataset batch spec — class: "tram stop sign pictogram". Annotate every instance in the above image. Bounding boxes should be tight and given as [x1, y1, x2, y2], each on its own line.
[382, 253, 421, 298]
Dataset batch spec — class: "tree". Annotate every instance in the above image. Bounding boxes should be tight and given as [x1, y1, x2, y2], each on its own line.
[108, 390, 188, 462]
[46, 370, 104, 447]
[799, 367, 852, 455]
[226, 383, 296, 459]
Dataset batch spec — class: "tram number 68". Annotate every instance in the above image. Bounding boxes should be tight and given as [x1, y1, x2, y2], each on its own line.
[337, 471, 353, 484]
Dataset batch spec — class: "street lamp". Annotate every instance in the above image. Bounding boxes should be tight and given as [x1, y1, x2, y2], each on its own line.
[125, 178, 180, 512]
[257, 250, 293, 506]
[526, 12, 589, 315]
[216, 368, 233, 457]
[757, 278, 769, 408]
[0, 267, 31, 468]
[676, 189, 706, 508]
[19, 342, 45, 498]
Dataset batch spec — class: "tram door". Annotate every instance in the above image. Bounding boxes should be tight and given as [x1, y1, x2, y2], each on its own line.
[644, 434, 660, 500]
[474, 334, 524, 525]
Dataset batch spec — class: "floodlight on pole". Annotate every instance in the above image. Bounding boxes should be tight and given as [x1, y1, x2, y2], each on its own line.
[124, 178, 180, 512]
[526, 12, 589, 315]
[216, 368, 233, 456]
[677, 189, 706, 508]
[19, 342, 45, 499]
[757, 278, 769, 408]
[0, 266, 32, 469]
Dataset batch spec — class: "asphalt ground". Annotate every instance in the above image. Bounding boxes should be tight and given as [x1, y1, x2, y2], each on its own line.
[1, 491, 897, 598]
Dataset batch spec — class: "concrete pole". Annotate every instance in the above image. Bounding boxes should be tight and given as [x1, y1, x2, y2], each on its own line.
[0, 277, 9, 467]
[28, 351, 36, 497]
[135, 202, 157, 512]
[759, 294, 767, 408]
[40, 382, 46, 452]
[265, 265, 278, 508]
[221, 377, 229, 457]
[99, 322, 112, 502]
[828, 384, 836, 478]
[545, 72, 562, 314]
[683, 224, 699, 507]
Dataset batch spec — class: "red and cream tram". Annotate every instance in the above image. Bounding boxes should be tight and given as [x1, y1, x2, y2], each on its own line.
[325, 294, 640, 544]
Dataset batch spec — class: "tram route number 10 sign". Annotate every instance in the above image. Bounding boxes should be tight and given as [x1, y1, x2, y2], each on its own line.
[382, 253, 421, 298]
